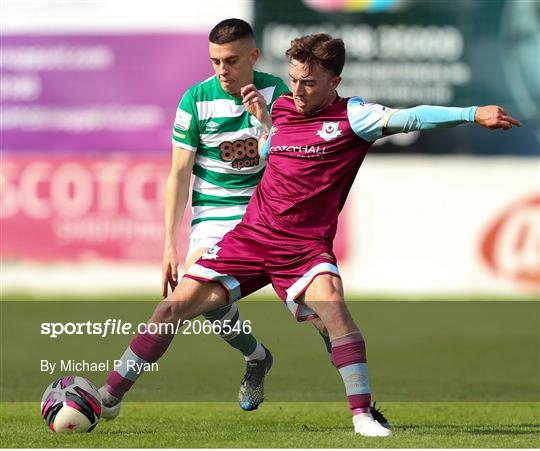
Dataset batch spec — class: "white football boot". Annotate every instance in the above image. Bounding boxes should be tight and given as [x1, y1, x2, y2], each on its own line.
[353, 412, 392, 437]
[98, 386, 122, 420]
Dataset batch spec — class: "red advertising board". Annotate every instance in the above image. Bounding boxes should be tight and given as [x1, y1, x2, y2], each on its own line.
[1, 153, 186, 262]
[480, 194, 540, 293]
[1, 153, 348, 263]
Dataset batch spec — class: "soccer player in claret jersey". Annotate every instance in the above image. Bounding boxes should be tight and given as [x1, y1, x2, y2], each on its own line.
[99, 20, 333, 420]
[99, 33, 520, 436]
[99, 19, 287, 418]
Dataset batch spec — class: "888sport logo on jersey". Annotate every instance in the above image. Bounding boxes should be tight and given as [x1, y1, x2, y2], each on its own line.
[219, 138, 260, 169]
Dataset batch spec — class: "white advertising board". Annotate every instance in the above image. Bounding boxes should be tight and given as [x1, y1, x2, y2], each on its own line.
[1, 0, 252, 33]
[339, 155, 539, 297]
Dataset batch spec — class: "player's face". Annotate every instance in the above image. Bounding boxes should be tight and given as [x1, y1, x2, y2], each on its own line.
[209, 38, 260, 97]
[289, 59, 341, 114]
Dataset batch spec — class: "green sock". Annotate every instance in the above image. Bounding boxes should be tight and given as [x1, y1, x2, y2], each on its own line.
[203, 304, 258, 357]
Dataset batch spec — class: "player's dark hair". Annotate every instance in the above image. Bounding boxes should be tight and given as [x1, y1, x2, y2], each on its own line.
[286, 33, 345, 76]
[209, 18, 255, 44]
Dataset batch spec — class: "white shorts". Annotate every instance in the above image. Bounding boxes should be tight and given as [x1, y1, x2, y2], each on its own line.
[187, 218, 242, 257]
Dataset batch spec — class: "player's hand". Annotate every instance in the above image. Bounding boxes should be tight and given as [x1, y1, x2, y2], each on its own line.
[474, 106, 522, 130]
[241, 84, 272, 131]
[162, 246, 179, 298]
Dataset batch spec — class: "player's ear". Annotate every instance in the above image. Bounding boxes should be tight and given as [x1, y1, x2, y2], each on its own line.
[250, 47, 260, 65]
[331, 75, 342, 90]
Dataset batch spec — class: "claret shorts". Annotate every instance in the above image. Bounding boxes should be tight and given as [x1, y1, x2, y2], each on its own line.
[184, 222, 340, 321]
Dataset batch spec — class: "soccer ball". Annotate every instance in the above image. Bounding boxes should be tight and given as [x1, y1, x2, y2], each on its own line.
[41, 375, 102, 432]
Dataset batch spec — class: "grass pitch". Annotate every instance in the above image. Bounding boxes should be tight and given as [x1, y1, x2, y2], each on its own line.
[1, 401, 539, 447]
[1, 297, 538, 447]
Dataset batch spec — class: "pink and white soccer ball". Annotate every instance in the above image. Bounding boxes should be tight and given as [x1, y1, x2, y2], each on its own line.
[41, 375, 102, 432]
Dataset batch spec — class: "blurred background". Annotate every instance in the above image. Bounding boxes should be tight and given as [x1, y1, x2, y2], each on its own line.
[1, 0, 539, 299]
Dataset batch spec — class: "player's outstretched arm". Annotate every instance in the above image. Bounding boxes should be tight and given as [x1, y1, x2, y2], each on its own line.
[385, 104, 521, 134]
[162, 146, 196, 298]
[473, 105, 522, 130]
[241, 84, 272, 132]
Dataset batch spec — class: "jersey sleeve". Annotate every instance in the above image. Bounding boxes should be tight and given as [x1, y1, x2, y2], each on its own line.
[386, 105, 477, 133]
[260, 132, 272, 160]
[346, 96, 397, 142]
[172, 90, 199, 152]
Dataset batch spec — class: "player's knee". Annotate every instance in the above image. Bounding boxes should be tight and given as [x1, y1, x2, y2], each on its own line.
[155, 296, 208, 327]
[327, 291, 344, 304]
[152, 280, 200, 323]
[323, 302, 358, 337]
[169, 278, 227, 319]
[151, 301, 175, 325]
[171, 278, 200, 302]
[321, 294, 347, 320]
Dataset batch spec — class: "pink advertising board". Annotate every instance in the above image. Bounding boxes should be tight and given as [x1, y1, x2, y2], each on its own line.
[1, 152, 188, 262]
[1, 34, 348, 264]
[1, 152, 348, 263]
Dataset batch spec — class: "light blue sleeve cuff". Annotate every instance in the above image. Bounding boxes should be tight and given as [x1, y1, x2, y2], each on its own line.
[261, 135, 272, 160]
[463, 106, 478, 122]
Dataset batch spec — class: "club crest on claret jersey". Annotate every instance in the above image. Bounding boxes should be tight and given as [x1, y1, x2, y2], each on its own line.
[316, 121, 342, 141]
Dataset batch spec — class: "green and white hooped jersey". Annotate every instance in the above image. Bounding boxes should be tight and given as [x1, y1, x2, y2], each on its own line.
[172, 71, 289, 227]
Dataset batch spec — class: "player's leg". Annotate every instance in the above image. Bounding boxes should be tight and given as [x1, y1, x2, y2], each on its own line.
[202, 299, 272, 411]
[99, 278, 227, 418]
[303, 274, 391, 437]
[311, 317, 332, 356]
[185, 245, 271, 411]
[187, 251, 272, 412]
[186, 247, 268, 365]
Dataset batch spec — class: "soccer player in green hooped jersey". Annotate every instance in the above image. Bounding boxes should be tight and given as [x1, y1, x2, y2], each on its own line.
[164, 19, 283, 412]
[99, 19, 330, 419]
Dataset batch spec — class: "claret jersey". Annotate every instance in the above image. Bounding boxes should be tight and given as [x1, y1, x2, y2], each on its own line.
[242, 95, 396, 241]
